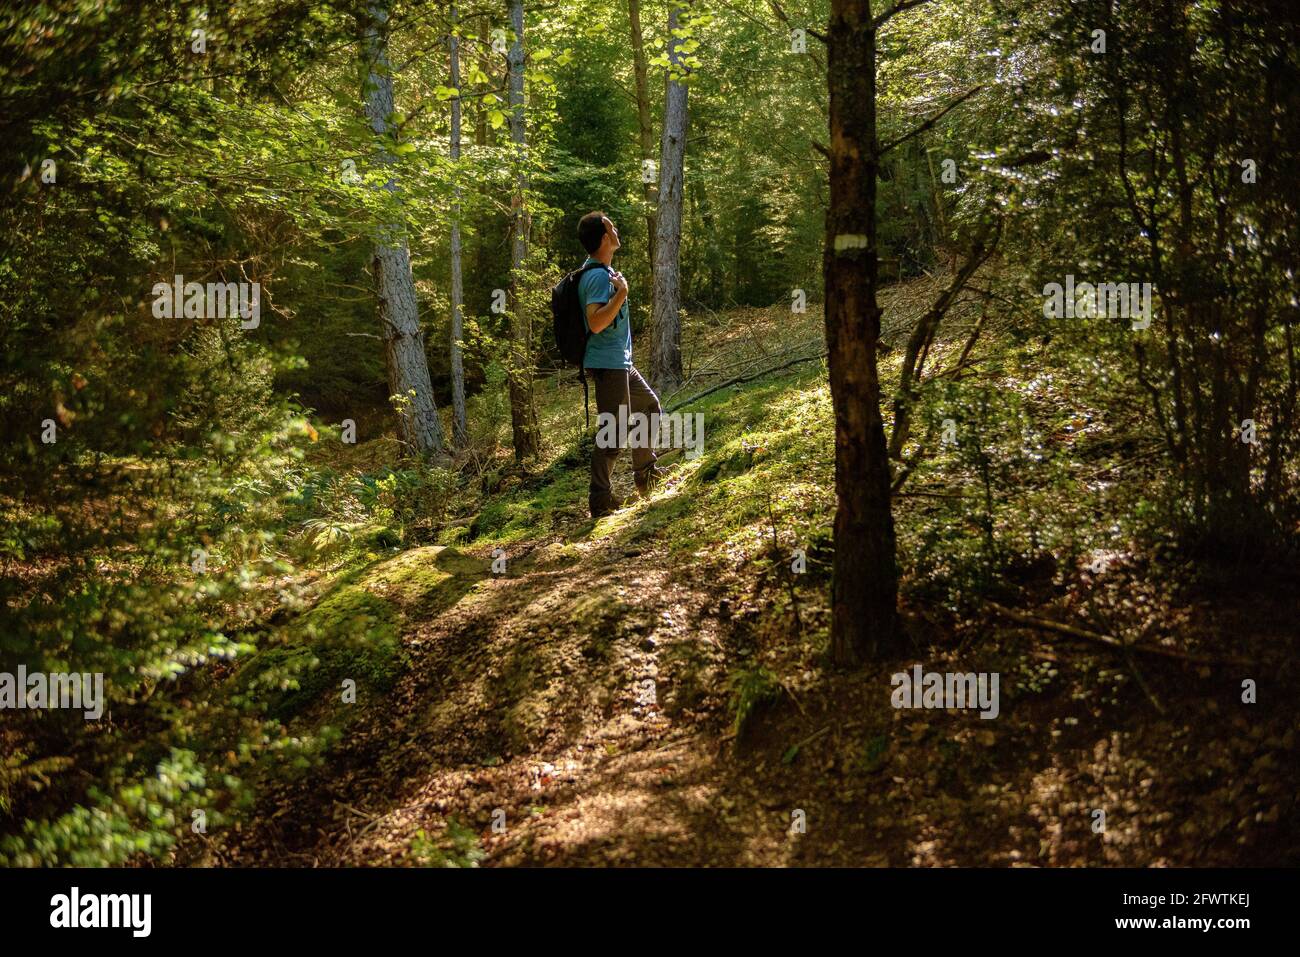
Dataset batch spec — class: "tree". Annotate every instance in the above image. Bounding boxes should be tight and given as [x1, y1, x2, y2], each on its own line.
[506, 0, 541, 459]
[362, 0, 446, 455]
[1057, 0, 1300, 544]
[822, 0, 903, 665]
[448, 4, 468, 448]
[627, 0, 658, 279]
[650, 0, 691, 392]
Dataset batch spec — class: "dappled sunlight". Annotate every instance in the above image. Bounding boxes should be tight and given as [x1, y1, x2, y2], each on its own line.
[5, 0, 1296, 883]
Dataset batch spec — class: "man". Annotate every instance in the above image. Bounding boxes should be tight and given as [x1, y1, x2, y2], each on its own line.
[576, 211, 665, 518]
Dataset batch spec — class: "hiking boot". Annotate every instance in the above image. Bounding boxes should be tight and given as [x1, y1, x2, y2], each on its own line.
[635, 466, 669, 499]
[589, 494, 626, 519]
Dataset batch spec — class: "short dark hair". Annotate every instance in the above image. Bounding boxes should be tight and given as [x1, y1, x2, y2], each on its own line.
[577, 211, 608, 255]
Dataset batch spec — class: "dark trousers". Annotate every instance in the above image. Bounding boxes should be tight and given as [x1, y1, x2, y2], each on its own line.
[588, 365, 660, 511]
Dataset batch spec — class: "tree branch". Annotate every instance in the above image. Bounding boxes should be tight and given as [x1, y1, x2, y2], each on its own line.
[877, 85, 982, 158]
[987, 601, 1254, 667]
[664, 350, 826, 413]
[873, 0, 931, 29]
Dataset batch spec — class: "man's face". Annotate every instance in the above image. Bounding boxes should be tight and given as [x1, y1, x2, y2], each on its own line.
[602, 216, 620, 252]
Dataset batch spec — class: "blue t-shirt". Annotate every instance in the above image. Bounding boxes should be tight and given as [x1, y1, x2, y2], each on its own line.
[577, 258, 632, 370]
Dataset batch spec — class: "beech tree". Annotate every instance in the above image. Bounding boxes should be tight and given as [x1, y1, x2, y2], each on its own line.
[448, 5, 468, 448]
[506, 0, 541, 459]
[649, 0, 692, 393]
[628, 0, 658, 279]
[362, 0, 446, 455]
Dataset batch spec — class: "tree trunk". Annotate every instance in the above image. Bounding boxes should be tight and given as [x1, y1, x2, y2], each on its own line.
[362, 1, 445, 456]
[650, 1, 690, 392]
[824, 0, 900, 665]
[506, 0, 540, 460]
[448, 6, 468, 448]
[628, 0, 658, 277]
[888, 219, 999, 461]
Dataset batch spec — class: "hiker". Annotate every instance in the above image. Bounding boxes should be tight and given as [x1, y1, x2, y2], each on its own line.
[574, 211, 666, 519]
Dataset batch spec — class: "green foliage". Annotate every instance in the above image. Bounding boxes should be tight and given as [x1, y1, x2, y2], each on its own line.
[727, 665, 781, 740]
[2, 0, 1297, 870]
[1, 749, 239, 867]
[409, 819, 486, 868]
[855, 734, 890, 775]
[466, 361, 512, 459]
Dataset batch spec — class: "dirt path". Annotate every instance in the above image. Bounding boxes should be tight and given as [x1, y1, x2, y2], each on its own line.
[225, 478, 769, 865]
[221, 457, 1299, 868]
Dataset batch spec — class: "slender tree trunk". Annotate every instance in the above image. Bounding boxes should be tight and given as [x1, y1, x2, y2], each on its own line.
[628, 0, 658, 276]
[694, 170, 722, 302]
[650, 1, 690, 392]
[506, 0, 540, 459]
[472, 12, 489, 315]
[363, 1, 445, 455]
[824, 0, 900, 665]
[448, 6, 468, 448]
[888, 219, 998, 461]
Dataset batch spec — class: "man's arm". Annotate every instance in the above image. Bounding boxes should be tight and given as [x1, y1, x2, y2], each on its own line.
[586, 271, 629, 333]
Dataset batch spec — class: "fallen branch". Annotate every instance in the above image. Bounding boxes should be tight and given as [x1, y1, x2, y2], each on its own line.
[986, 601, 1253, 667]
[791, 725, 829, 751]
[1119, 639, 1166, 715]
[664, 350, 827, 413]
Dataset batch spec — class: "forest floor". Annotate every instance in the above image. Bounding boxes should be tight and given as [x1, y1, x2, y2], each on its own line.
[217, 285, 1299, 868]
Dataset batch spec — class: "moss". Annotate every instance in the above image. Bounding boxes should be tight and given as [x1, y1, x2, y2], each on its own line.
[501, 693, 553, 753]
[470, 499, 537, 543]
[528, 541, 581, 567]
[244, 584, 401, 721]
[566, 591, 630, 630]
[357, 545, 486, 608]
[468, 468, 587, 547]
[628, 493, 691, 542]
[438, 524, 470, 546]
[365, 525, 402, 549]
[237, 546, 486, 720]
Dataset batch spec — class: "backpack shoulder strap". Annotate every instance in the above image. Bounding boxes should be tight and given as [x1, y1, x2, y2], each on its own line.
[574, 263, 604, 430]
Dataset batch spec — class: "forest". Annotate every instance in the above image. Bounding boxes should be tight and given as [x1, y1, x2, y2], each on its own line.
[1, 0, 1298, 879]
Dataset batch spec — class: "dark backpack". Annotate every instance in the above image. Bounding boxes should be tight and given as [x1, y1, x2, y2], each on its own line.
[550, 260, 609, 427]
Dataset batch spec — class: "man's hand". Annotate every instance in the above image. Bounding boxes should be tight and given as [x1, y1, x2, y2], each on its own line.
[587, 270, 629, 334]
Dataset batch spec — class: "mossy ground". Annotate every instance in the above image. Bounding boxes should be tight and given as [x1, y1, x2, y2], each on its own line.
[219, 291, 1299, 868]
[235, 546, 486, 723]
